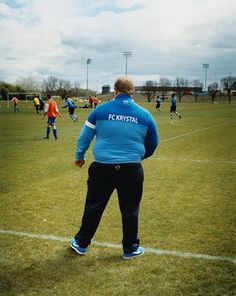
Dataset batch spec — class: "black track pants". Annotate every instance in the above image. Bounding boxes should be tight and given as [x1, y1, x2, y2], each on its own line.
[75, 162, 144, 253]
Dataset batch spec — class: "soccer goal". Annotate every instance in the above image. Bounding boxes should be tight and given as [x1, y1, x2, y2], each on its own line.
[7, 92, 41, 107]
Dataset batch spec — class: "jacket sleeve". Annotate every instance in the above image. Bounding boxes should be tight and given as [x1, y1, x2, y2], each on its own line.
[143, 115, 158, 159]
[75, 112, 96, 160]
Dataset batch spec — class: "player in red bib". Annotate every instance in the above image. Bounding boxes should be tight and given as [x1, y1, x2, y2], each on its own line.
[43, 94, 61, 140]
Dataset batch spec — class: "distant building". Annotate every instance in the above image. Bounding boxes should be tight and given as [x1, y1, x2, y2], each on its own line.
[102, 85, 110, 94]
[231, 90, 236, 96]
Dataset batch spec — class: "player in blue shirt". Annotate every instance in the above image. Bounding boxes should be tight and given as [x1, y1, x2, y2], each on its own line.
[62, 96, 78, 122]
[156, 95, 162, 112]
[70, 77, 159, 259]
[169, 93, 181, 119]
[39, 96, 45, 114]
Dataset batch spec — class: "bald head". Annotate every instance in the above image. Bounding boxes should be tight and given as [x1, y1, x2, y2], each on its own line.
[114, 77, 134, 96]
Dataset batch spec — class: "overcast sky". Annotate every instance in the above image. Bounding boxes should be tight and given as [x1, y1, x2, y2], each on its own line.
[0, 0, 236, 91]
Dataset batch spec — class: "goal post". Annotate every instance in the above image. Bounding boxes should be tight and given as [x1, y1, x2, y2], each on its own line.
[7, 92, 41, 107]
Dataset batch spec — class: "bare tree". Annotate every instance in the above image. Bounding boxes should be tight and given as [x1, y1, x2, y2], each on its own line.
[71, 81, 81, 97]
[41, 76, 59, 94]
[16, 76, 40, 92]
[158, 77, 172, 101]
[174, 77, 189, 102]
[57, 79, 71, 98]
[208, 82, 219, 103]
[143, 80, 157, 102]
[220, 75, 236, 104]
[192, 80, 203, 102]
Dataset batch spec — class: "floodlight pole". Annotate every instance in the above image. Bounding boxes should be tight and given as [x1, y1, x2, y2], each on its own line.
[123, 51, 132, 76]
[202, 63, 209, 92]
[86, 59, 91, 96]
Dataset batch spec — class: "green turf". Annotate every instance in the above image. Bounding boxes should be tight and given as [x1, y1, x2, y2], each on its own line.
[0, 100, 235, 295]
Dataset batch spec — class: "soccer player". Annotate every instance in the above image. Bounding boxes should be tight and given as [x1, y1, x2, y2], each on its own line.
[156, 95, 162, 112]
[43, 94, 61, 140]
[62, 96, 78, 122]
[92, 95, 99, 108]
[10, 96, 20, 112]
[39, 96, 45, 114]
[169, 93, 181, 119]
[70, 76, 159, 259]
[88, 96, 93, 108]
[33, 95, 40, 114]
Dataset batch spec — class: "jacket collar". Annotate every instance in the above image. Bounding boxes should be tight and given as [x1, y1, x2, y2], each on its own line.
[115, 93, 132, 100]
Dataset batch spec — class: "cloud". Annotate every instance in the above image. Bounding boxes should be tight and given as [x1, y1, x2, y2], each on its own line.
[0, 0, 236, 90]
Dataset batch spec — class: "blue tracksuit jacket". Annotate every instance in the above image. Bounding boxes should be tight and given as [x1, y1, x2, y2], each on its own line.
[75, 94, 158, 164]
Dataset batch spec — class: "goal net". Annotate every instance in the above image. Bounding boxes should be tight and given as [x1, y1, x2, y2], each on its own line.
[7, 92, 41, 107]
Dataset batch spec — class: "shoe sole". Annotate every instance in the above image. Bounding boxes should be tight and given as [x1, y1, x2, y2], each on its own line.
[70, 243, 86, 255]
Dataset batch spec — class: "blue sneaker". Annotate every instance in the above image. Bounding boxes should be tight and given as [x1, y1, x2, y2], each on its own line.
[70, 239, 87, 255]
[123, 247, 144, 259]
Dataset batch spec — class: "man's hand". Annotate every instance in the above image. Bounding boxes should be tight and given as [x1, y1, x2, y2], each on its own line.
[75, 159, 85, 168]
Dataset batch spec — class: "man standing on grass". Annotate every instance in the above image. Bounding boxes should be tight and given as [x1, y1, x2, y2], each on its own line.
[43, 94, 61, 140]
[88, 96, 93, 108]
[169, 93, 181, 119]
[156, 95, 162, 112]
[70, 76, 158, 259]
[33, 95, 40, 114]
[10, 96, 20, 112]
[93, 95, 99, 108]
[39, 95, 45, 114]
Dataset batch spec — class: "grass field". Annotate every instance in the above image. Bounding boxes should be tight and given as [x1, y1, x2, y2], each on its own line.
[0, 99, 235, 296]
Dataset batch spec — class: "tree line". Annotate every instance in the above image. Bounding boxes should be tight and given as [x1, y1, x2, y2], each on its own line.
[0, 76, 96, 100]
[142, 75, 236, 103]
[1, 74, 236, 103]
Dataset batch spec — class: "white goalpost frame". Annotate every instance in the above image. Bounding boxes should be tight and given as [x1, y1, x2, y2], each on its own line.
[7, 92, 41, 107]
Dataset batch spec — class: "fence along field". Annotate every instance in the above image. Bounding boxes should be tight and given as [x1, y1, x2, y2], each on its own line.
[0, 100, 235, 296]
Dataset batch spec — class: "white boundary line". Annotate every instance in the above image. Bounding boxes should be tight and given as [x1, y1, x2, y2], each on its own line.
[1, 229, 235, 264]
[152, 122, 236, 164]
[160, 121, 233, 143]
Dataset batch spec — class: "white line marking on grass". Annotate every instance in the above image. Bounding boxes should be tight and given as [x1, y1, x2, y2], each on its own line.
[170, 122, 196, 128]
[1, 229, 235, 264]
[152, 157, 236, 164]
[160, 122, 233, 143]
